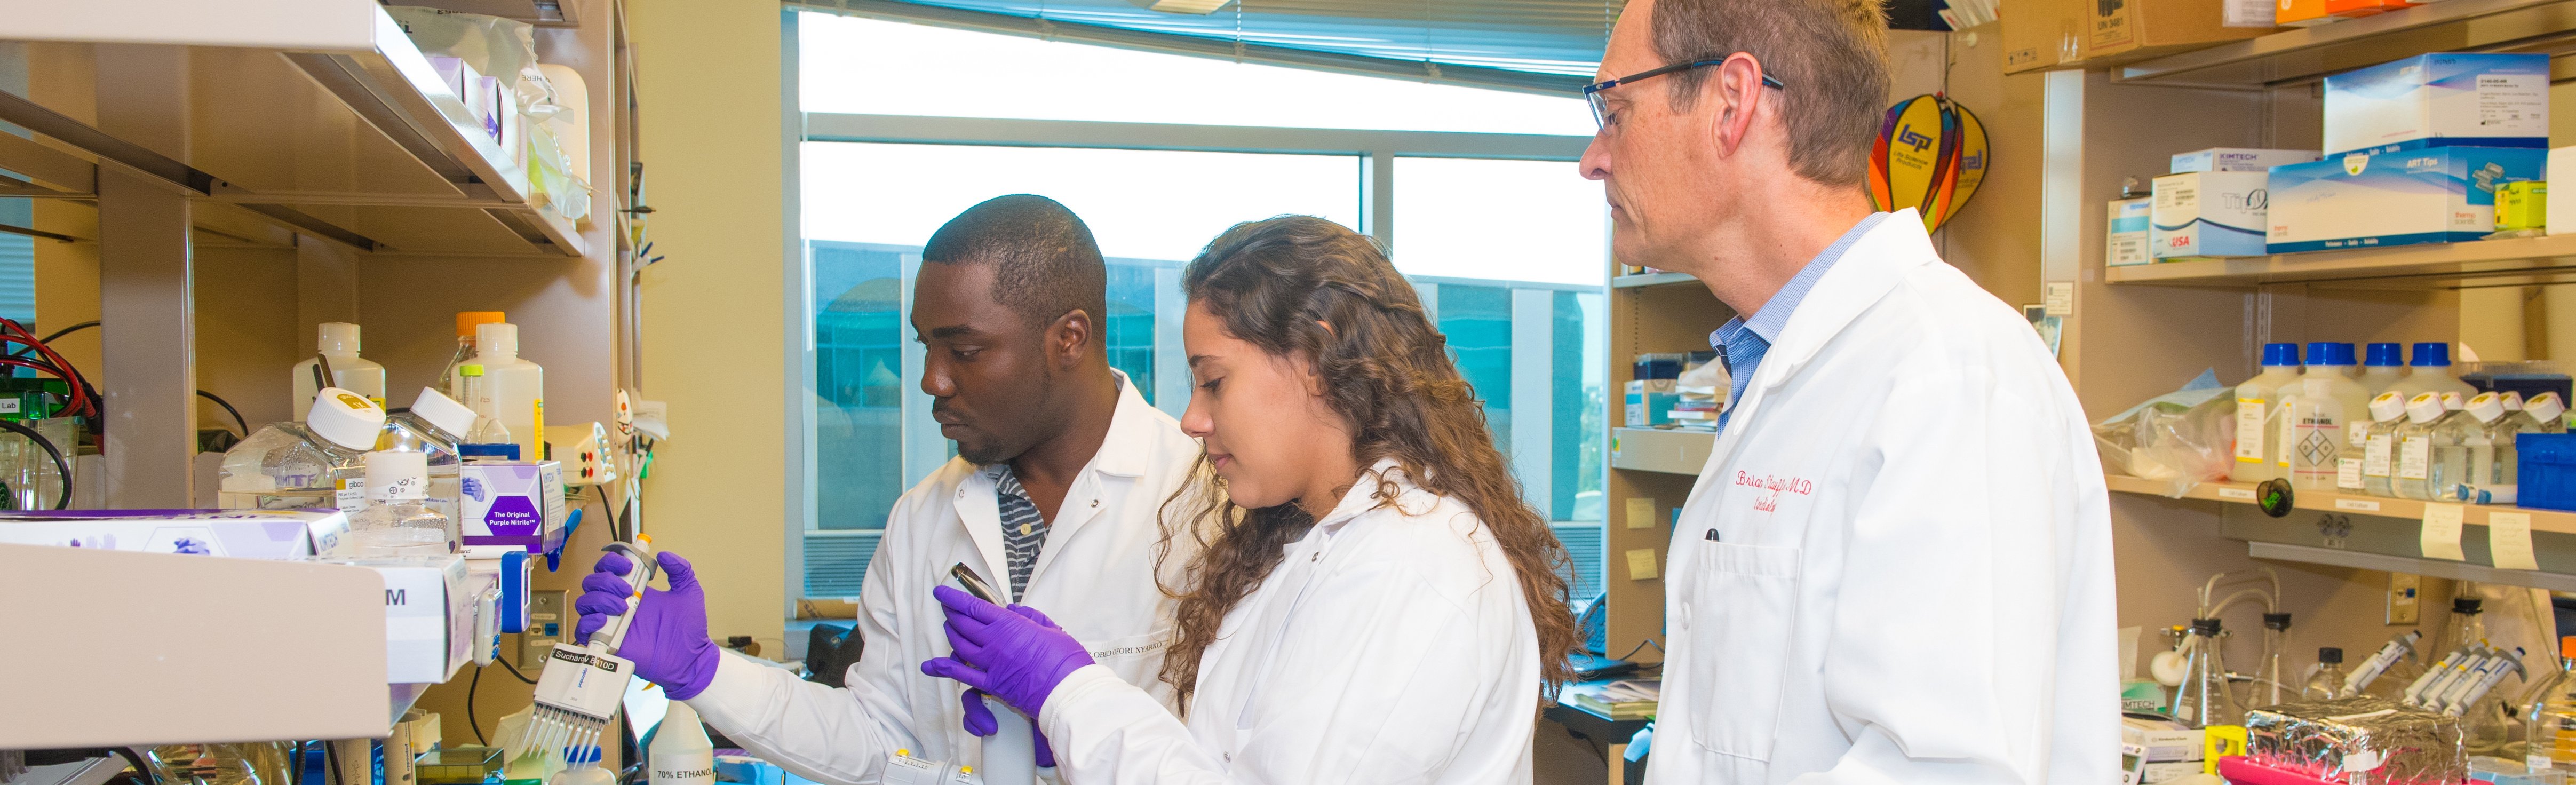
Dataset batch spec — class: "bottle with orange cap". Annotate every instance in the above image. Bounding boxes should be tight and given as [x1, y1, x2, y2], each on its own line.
[2525, 636, 2576, 774]
[442, 311, 508, 400]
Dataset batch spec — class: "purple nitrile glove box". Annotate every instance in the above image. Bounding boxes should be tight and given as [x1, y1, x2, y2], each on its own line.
[461, 460, 564, 554]
[0, 508, 349, 558]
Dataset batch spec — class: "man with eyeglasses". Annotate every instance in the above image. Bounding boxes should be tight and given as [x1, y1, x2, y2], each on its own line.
[1578, 1, 2117, 783]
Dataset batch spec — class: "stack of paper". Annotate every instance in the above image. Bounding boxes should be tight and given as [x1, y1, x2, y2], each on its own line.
[1563, 678, 1660, 720]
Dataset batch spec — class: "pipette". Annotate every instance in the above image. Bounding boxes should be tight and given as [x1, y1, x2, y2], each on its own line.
[526, 536, 660, 763]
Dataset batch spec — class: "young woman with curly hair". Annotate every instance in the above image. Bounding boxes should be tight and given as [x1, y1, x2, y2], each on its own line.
[923, 215, 1579, 784]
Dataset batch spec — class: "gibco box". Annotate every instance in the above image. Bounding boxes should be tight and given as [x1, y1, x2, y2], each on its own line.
[2324, 53, 2549, 156]
[460, 461, 565, 554]
[2153, 171, 2270, 259]
[2170, 147, 2318, 173]
[321, 554, 472, 684]
[2107, 197, 2153, 266]
[2267, 147, 2546, 253]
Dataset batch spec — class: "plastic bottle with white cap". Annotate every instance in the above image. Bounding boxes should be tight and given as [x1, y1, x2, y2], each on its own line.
[2358, 391, 2408, 498]
[469, 322, 545, 463]
[290, 322, 387, 420]
[347, 449, 453, 557]
[2234, 343, 2304, 483]
[380, 387, 480, 522]
[2524, 392, 2569, 435]
[2393, 392, 2451, 501]
[2274, 343, 2373, 491]
[2462, 392, 2513, 494]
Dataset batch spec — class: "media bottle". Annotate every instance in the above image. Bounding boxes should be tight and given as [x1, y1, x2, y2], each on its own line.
[2392, 393, 2451, 501]
[2358, 392, 2407, 497]
[346, 450, 452, 557]
[290, 322, 386, 420]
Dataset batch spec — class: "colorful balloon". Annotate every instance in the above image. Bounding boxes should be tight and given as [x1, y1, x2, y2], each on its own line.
[1871, 94, 1989, 233]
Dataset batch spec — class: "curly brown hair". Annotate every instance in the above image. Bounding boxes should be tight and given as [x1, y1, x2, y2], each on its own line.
[1152, 215, 1579, 712]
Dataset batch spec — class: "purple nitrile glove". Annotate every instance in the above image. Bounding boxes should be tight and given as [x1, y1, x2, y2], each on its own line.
[959, 687, 1059, 768]
[919, 585, 1095, 727]
[575, 550, 721, 700]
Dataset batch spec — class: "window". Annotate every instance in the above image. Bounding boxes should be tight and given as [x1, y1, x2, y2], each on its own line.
[792, 11, 1608, 600]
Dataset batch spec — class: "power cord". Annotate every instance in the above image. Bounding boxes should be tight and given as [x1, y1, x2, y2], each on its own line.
[466, 665, 488, 746]
[0, 418, 73, 509]
[495, 656, 539, 685]
[195, 391, 249, 435]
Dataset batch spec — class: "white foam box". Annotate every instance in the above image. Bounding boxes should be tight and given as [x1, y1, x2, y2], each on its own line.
[0, 509, 349, 558]
[2121, 718, 2205, 763]
[2170, 147, 2318, 173]
[2324, 53, 2549, 157]
[2267, 146, 2547, 253]
[460, 460, 565, 554]
[2107, 197, 2153, 266]
[316, 554, 471, 684]
[2548, 146, 2576, 236]
[2152, 171, 2270, 258]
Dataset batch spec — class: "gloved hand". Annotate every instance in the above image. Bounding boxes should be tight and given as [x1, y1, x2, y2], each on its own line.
[920, 585, 1095, 726]
[959, 688, 1059, 768]
[575, 550, 721, 700]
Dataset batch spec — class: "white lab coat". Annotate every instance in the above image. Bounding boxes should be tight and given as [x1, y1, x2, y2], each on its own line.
[1647, 211, 2119, 785]
[688, 375, 1203, 783]
[1035, 459, 1539, 785]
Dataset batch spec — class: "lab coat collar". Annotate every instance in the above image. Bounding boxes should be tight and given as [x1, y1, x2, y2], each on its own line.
[1090, 369, 1161, 479]
[1314, 458, 1414, 534]
[952, 369, 1165, 601]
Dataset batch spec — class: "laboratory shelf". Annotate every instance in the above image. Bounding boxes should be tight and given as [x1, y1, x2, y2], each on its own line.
[2247, 541, 2576, 592]
[0, 1, 585, 257]
[2110, 0, 2576, 88]
[1610, 426, 1715, 476]
[2103, 233, 2576, 288]
[2104, 473, 2576, 533]
[1610, 272, 1699, 289]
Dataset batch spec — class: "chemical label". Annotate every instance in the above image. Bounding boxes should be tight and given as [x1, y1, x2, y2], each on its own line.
[2294, 419, 2340, 478]
[2338, 458, 2364, 490]
[2398, 436, 2431, 480]
[2365, 434, 2395, 478]
[2236, 399, 2266, 462]
[336, 478, 367, 513]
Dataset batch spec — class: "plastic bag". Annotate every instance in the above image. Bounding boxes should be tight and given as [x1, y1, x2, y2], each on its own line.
[387, 7, 566, 122]
[2094, 371, 2236, 497]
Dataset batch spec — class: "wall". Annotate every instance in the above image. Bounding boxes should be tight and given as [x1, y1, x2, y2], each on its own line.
[627, 0, 790, 650]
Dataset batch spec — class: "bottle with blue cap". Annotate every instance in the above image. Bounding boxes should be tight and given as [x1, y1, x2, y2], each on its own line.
[2274, 343, 2373, 491]
[2359, 343, 2407, 394]
[2386, 342, 2479, 400]
[2234, 343, 2305, 483]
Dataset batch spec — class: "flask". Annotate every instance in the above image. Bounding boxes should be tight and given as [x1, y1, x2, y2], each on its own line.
[473, 322, 546, 463]
[650, 701, 717, 785]
[2525, 637, 2576, 775]
[290, 323, 387, 420]
[2304, 647, 2348, 701]
[2359, 392, 2407, 497]
[2170, 618, 2246, 728]
[2256, 612, 2293, 708]
[440, 312, 507, 400]
[347, 450, 452, 557]
[2444, 596, 2490, 654]
[2359, 343, 2408, 393]
[2393, 393, 2449, 500]
[2234, 343, 2304, 483]
[2276, 343, 2372, 491]
[2386, 342, 2479, 399]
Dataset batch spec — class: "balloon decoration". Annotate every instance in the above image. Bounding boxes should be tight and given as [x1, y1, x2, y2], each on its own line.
[1869, 94, 1988, 233]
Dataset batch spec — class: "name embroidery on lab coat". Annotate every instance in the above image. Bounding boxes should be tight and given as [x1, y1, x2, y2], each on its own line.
[1736, 471, 1814, 512]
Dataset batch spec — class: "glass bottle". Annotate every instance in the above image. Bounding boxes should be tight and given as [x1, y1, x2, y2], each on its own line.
[2359, 391, 2408, 498]
[2446, 596, 2491, 655]
[2394, 392, 2451, 501]
[346, 450, 453, 557]
[2256, 612, 2293, 708]
[2428, 392, 2484, 501]
[2305, 647, 2349, 701]
[2172, 618, 2247, 728]
[2525, 637, 2576, 775]
[2235, 343, 2304, 483]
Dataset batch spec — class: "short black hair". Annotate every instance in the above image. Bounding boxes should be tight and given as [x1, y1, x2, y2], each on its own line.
[922, 194, 1109, 345]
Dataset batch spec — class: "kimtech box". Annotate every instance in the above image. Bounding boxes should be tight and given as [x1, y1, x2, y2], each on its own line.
[2152, 171, 2270, 259]
[2170, 147, 2318, 173]
[2266, 147, 2546, 253]
[2324, 53, 2549, 156]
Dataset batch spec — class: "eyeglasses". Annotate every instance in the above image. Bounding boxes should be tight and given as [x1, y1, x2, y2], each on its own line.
[1583, 55, 1786, 130]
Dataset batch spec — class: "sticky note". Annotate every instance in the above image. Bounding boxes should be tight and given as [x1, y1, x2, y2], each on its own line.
[1625, 548, 1660, 580]
[1626, 497, 1658, 530]
[2044, 282, 2073, 316]
[2488, 511, 2539, 570]
[2420, 503, 2467, 561]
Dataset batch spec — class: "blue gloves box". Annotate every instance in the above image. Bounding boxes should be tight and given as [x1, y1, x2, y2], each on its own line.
[2265, 147, 2545, 253]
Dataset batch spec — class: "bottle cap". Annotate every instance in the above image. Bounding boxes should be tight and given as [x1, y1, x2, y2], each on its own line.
[363, 450, 430, 500]
[306, 387, 388, 450]
[2504, 391, 2526, 412]
[2467, 392, 2508, 424]
[2455, 597, 2483, 614]
[2308, 342, 2356, 367]
[2443, 392, 2466, 411]
[410, 387, 478, 437]
[455, 311, 506, 338]
[2405, 392, 2446, 424]
[2263, 343, 2301, 367]
[460, 364, 485, 377]
[316, 322, 361, 355]
[2319, 646, 2344, 664]
[475, 322, 519, 360]
[2364, 343, 2404, 367]
[2411, 342, 2452, 367]
[2370, 391, 2406, 422]
[2530, 392, 2566, 423]
[2562, 636, 2576, 660]
[2192, 617, 2223, 635]
[2263, 612, 2292, 630]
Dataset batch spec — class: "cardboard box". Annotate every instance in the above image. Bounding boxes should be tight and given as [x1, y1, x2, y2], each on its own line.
[2550, 147, 2576, 236]
[2267, 147, 2547, 253]
[2001, 0, 2086, 73]
[2153, 171, 2271, 258]
[2273, 0, 2338, 26]
[2324, 53, 2549, 157]
[2498, 181, 2547, 231]
[2108, 197, 2154, 266]
[1625, 391, 1677, 427]
[0, 509, 351, 559]
[460, 461, 565, 554]
[2122, 717, 2206, 763]
[2171, 147, 2319, 173]
[2086, 0, 2278, 66]
[325, 554, 472, 684]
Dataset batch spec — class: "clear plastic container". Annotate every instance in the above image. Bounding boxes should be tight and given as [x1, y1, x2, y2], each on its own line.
[379, 414, 464, 526]
[217, 390, 386, 511]
[2235, 343, 2304, 483]
[469, 322, 545, 463]
[2394, 392, 2452, 501]
[2528, 393, 2569, 435]
[2171, 618, 2246, 728]
[2305, 647, 2349, 701]
[346, 450, 452, 557]
[2359, 392, 2408, 497]
[2525, 637, 2576, 775]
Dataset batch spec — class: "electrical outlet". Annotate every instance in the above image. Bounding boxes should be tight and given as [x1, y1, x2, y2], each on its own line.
[2388, 573, 2420, 625]
[520, 589, 569, 668]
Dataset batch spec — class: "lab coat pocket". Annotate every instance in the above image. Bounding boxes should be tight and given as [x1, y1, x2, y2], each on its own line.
[1684, 541, 1802, 763]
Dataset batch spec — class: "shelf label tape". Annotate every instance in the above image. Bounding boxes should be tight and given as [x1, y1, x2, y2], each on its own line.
[2335, 498, 2380, 512]
[2219, 487, 2257, 501]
